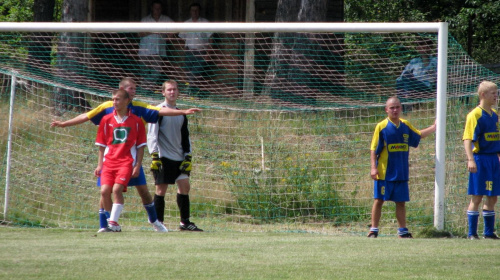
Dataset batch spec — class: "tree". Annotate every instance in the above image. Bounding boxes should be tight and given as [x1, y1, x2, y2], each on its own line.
[263, 0, 330, 103]
[55, 0, 91, 114]
[29, 0, 56, 66]
[445, 1, 500, 65]
[344, 0, 500, 66]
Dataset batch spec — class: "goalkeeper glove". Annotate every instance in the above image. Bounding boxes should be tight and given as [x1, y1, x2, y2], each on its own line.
[180, 154, 192, 174]
[150, 152, 162, 172]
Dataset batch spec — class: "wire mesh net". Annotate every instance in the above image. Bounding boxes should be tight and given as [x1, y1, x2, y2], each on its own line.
[0, 28, 498, 235]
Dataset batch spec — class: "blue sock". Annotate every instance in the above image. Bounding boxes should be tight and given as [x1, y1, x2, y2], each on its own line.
[99, 209, 108, 229]
[398, 227, 409, 236]
[467, 210, 479, 236]
[144, 203, 157, 223]
[483, 210, 495, 236]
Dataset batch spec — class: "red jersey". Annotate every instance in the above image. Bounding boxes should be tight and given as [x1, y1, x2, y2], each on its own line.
[95, 110, 147, 169]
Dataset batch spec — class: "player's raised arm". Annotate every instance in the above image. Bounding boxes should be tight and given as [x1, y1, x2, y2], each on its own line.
[51, 113, 90, 128]
[158, 106, 201, 116]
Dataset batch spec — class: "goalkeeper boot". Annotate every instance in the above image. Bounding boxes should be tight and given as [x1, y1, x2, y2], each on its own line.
[152, 220, 168, 233]
[107, 221, 122, 232]
[180, 222, 203, 232]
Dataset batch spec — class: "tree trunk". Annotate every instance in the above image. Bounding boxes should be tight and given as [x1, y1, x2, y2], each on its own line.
[263, 0, 330, 104]
[55, 0, 91, 115]
[29, 0, 56, 66]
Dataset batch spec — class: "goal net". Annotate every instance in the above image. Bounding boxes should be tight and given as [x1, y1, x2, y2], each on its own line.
[0, 22, 497, 235]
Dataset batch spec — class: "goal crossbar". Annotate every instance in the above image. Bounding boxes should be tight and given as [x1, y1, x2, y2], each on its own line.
[0, 22, 442, 33]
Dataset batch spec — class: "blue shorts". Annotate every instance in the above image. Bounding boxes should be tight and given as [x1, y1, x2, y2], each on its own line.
[97, 166, 147, 187]
[468, 154, 500, 196]
[374, 180, 409, 202]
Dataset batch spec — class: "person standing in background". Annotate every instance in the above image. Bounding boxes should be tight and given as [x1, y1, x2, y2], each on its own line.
[178, 3, 213, 94]
[139, 1, 174, 86]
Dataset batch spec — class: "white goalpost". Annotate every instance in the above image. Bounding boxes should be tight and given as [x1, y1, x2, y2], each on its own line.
[0, 22, 458, 234]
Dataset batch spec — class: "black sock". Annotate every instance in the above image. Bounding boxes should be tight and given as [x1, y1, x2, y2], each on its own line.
[177, 193, 190, 224]
[154, 194, 165, 223]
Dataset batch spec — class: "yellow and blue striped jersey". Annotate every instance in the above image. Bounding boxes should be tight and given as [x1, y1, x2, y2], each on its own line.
[370, 118, 421, 181]
[463, 106, 500, 154]
[86, 100, 160, 125]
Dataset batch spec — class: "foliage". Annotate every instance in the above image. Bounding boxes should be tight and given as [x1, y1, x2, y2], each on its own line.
[417, 226, 454, 238]
[345, 0, 428, 22]
[445, 0, 500, 64]
[344, 0, 500, 65]
[0, 0, 62, 22]
[0, 0, 34, 22]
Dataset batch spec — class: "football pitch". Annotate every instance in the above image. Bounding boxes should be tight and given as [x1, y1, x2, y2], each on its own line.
[1, 226, 499, 279]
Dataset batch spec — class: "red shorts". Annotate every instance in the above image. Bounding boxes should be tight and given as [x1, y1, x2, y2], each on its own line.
[100, 165, 133, 192]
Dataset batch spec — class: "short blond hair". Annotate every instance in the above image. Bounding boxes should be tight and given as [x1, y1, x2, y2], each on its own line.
[119, 77, 136, 89]
[162, 80, 178, 91]
[477, 81, 498, 97]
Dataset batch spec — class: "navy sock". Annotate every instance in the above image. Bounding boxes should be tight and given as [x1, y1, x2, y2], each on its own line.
[99, 209, 108, 229]
[468, 210, 479, 236]
[483, 210, 495, 236]
[144, 202, 157, 223]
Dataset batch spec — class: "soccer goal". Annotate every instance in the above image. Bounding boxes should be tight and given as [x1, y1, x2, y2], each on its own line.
[0, 22, 495, 235]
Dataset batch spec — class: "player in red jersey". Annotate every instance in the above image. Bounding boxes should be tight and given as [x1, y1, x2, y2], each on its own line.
[94, 89, 147, 232]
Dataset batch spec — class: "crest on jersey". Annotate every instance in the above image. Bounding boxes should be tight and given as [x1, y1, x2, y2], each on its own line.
[112, 127, 130, 144]
[403, 133, 409, 143]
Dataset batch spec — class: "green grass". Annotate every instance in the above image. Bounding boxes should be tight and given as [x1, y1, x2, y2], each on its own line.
[1, 226, 499, 280]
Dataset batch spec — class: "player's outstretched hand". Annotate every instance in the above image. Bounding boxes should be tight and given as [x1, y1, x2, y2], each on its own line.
[51, 120, 65, 128]
[185, 108, 201, 115]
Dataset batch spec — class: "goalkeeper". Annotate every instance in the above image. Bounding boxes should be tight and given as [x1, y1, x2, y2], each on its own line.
[147, 80, 203, 231]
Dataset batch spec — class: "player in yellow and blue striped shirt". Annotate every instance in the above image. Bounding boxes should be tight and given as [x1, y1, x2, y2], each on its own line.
[368, 96, 436, 238]
[463, 81, 500, 240]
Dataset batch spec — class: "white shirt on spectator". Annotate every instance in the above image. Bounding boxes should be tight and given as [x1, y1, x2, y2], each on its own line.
[139, 14, 174, 57]
[178, 17, 213, 50]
